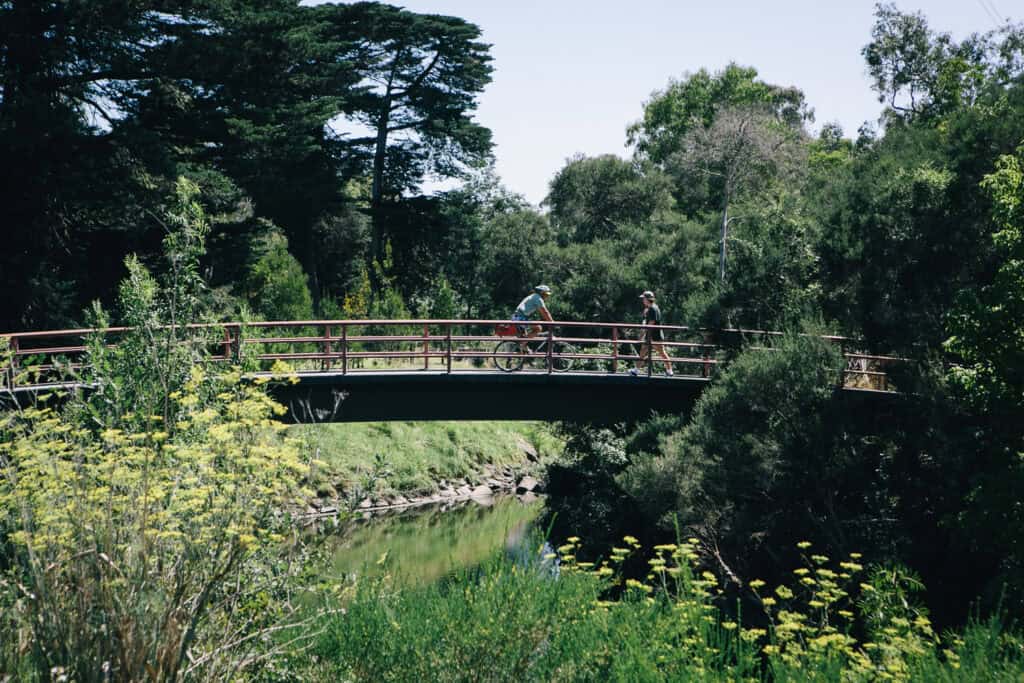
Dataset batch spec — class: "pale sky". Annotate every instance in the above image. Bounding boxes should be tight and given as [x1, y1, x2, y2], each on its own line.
[307, 0, 1015, 205]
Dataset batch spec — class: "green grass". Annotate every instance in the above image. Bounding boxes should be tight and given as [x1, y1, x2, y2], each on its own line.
[296, 547, 1024, 683]
[294, 421, 562, 499]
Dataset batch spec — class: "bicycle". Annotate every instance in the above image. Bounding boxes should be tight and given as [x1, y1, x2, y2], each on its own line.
[493, 328, 578, 372]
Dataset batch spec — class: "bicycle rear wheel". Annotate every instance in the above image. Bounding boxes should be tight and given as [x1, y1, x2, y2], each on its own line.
[494, 340, 525, 372]
[551, 341, 577, 372]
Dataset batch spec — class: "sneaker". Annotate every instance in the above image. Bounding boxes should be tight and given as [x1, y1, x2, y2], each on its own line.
[664, 368, 674, 377]
[628, 368, 638, 376]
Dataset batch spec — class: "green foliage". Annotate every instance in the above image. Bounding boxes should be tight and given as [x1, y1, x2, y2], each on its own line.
[864, 3, 1024, 121]
[0, 178, 316, 679]
[0, 368, 311, 680]
[310, 538, 1021, 681]
[617, 335, 849, 561]
[82, 178, 216, 425]
[246, 229, 315, 322]
[946, 146, 1024, 415]
[628, 62, 811, 166]
[545, 155, 673, 245]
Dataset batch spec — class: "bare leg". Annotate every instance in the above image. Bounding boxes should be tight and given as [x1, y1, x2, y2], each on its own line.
[654, 342, 673, 373]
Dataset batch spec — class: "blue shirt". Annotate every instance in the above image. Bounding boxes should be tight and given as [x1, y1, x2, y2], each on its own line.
[515, 293, 548, 318]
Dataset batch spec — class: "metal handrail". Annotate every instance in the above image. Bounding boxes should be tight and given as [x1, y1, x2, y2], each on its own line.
[1, 319, 900, 392]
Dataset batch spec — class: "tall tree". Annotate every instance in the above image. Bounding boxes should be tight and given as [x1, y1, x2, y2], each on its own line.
[545, 154, 673, 245]
[863, 3, 1024, 122]
[668, 105, 807, 283]
[0, 0, 220, 330]
[627, 63, 810, 168]
[323, 2, 494, 276]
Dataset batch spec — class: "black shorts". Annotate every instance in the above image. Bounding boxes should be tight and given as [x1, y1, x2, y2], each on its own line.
[644, 328, 665, 342]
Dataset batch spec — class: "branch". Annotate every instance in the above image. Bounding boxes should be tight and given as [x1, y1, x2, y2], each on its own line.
[183, 609, 344, 677]
[50, 70, 151, 88]
[391, 49, 442, 97]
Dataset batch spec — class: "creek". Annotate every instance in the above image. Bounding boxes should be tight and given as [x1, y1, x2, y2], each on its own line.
[318, 495, 546, 589]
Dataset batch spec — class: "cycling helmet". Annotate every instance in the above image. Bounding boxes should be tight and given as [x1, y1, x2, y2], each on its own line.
[533, 284, 551, 294]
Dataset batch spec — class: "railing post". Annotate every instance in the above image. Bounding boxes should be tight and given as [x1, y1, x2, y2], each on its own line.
[222, 326, 232, 362]
[5, 336, 17, 388]
[446, 323, 452, 374]
[423, 324, 430, 371]
[611, 327, 619, 374]
[546, 326, 554, 374]
[341, 324, 348, 375]
[324, 325, 332, 371]
[224, 324, 240, 363]
[702, 346, 710, 378]
[646, 330, 653, 377]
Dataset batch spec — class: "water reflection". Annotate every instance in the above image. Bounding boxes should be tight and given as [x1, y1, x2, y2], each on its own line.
[321, 495, 545, 589]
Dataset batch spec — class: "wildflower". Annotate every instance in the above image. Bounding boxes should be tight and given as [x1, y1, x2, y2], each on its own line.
[722, 621, 738, 631]
[567, 536, 580, 543]
[741, 628, 766, 642]
[810, 554, 830, 564]
[793, 568, 810, 576]
[849, 552, 862, 559]
[838, 610, 854, 619]
[775, 586, 794, 600]
[761, 597, 777, 607]
[623, 535, 640, 546]
[749, 579, 766, 590]
[797, 541, 812, 549]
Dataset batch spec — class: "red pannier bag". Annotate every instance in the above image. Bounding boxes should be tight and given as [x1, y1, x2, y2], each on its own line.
[495, 323, 518, 337]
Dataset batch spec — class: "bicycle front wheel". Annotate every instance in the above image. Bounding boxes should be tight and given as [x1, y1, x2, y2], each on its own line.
[551, 341, 578, 372]
[494, 340, 525, 372]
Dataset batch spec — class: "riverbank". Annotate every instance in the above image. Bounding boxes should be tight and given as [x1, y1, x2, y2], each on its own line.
[293, 421, 563, 512]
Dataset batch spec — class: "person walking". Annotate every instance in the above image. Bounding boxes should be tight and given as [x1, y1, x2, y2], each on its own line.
[630, 290, 673, 376]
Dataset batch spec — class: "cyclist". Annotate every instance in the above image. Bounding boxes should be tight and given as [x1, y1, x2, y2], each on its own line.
[512, 285, 554, 349]
[630, 290, 674, 376]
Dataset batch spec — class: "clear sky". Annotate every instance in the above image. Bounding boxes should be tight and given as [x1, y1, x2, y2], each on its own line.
[307, 0, 1015, 205]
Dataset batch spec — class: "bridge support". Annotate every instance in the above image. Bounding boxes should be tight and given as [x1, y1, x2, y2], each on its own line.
[267, 372, 710, 424]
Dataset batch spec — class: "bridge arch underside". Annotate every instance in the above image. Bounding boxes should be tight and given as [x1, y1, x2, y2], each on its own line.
[270, 372, 710, 424]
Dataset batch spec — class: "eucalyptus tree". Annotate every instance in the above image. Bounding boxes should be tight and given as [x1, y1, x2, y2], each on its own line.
[668, 105, 808, 283]
[864, 2, 1024, 122]
[627, 63, 810, 169]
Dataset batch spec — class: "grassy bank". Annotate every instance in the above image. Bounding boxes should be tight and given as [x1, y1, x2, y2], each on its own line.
[301, 539, 1024, 682]
[294, 421, 563, 499]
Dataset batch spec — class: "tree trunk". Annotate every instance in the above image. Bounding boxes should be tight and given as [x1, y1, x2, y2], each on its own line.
[719, 196, 730, 284]
[369, 92, 392, 292]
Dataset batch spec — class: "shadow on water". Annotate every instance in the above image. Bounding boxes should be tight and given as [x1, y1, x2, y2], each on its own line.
[317, 495, 546, 590]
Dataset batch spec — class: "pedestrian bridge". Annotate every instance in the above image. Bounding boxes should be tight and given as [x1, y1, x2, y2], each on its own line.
[1, 319, 900, 423]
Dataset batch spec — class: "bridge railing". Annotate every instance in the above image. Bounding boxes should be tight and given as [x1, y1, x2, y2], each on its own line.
[237, 319, 721, 378]
[0, 320, 902, 391]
